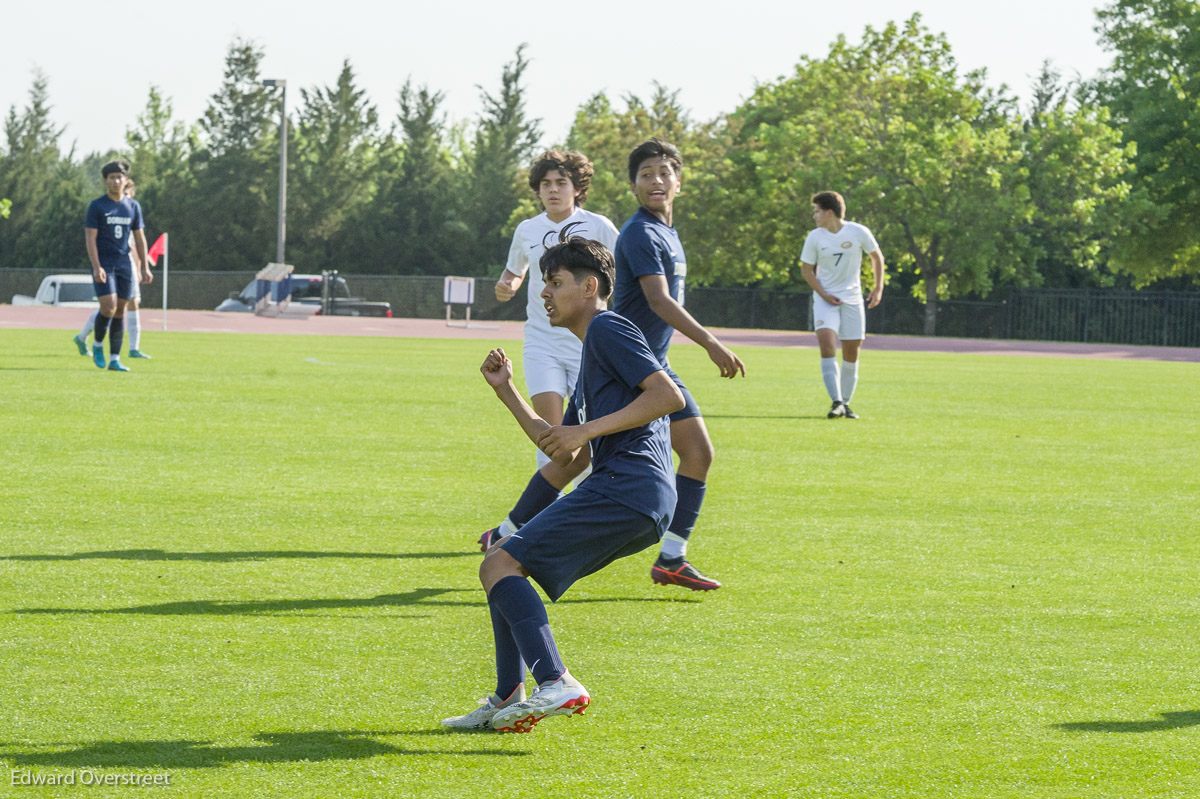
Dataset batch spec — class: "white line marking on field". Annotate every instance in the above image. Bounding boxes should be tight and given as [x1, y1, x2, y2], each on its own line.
[304, 357, 381, 368]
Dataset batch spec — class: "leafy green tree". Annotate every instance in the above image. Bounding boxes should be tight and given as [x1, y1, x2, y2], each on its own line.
[566, 83, 713, 227]
[462, 45, 542, 275]
[355, 80, 462, 275]
[1019, 63, 1137, 288]
[0, 71, 99, 270]
[696, 16, 1037, 334]
[1094, 0, 1200, 283]
[183, 38, 277, 270]
[289, 60, 382, 271]
[125, 85, 197, 252]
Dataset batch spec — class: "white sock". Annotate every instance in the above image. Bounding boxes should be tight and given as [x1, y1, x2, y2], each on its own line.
[499, 517, 519, 536]
[80, 311, 98, 340]
[840, 360, 858, 403]
[127, 310, 141, 351]
[821, 357, 842, 402]
[660, 531, 688, 560]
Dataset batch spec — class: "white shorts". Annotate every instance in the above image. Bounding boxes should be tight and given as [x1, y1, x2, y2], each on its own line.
[523, 338, 580, 399]
[813, 296, 865, 340]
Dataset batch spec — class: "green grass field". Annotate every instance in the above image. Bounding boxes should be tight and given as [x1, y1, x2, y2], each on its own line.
[1, 328, 1198, 798]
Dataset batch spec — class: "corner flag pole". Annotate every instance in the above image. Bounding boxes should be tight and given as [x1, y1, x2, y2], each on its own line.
[161, 233, 169, 331]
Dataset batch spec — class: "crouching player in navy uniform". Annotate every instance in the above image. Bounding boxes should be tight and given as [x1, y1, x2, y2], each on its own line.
[442, 233, 685, 733]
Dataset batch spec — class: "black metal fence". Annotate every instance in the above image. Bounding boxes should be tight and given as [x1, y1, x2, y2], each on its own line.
[4, 268, 1198, 348]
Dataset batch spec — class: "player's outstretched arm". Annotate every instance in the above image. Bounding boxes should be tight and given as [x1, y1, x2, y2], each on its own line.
[481, 348, 551, 444]
[637, 274, 746, 379]
[537, 370, 685, 464]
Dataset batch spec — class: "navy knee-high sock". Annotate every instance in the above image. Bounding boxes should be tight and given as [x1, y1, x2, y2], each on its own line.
[667, 475, 707, 541]
[488, 597, 526, 701]
[109, 317, 125, 357]
[94, 314, 111, 344]
[489, 576, 564, 685]
[509, 472, 560, 528]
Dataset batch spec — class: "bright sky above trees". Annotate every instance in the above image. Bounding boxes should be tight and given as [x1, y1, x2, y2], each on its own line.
[2, 0, 1111, 156]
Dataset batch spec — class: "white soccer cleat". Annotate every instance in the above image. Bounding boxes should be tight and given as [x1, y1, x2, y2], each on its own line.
[441, 685, 526, 730]
[490, 672, 590, 733]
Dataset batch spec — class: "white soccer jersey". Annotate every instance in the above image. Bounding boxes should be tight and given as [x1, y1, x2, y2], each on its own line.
[505, 208, 620, 346]
[799, 221, 879, 303]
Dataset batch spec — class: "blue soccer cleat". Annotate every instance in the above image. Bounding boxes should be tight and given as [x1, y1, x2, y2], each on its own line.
[73, 334, 88, 355]
[129, 349, 151, 359]
[92, 344, 107, 369]
[107, 359, 130, 372]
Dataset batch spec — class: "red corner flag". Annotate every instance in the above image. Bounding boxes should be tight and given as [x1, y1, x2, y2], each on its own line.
[147, 233, 167, 266]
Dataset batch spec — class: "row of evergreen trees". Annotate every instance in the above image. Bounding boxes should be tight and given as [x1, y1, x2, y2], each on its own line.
[2, 4, 1197, 334]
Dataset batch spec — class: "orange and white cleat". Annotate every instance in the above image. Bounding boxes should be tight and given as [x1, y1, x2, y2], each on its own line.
[490, 673, 590, 733]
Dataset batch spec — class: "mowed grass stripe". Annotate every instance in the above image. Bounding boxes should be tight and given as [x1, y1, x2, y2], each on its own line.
[1, 329, 1197, 798]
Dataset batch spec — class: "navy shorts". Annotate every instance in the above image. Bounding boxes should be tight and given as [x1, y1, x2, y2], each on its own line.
[663, 365, 702, 423]
[500, 485, 665, 602]
[94, 263, 135, 300]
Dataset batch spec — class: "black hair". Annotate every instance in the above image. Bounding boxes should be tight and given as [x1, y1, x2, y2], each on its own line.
[101, 159, 130, 179]
[540, 221, 615, 301]
[626, 137, 682, 183]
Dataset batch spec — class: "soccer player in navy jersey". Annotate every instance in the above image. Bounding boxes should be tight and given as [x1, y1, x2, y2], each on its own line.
[612, 138, 745, 591]
[84, 160, 148, 372]
[474, 139, 745, 591]
[75, 179, 153, 359]
[442, 234, 685, 733]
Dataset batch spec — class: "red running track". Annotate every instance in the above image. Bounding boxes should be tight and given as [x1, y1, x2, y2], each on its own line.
[2, 305, 1197, 362]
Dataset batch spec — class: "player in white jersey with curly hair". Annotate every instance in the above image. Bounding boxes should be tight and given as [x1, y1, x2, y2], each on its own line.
[799, 190, 885, 419]
[477, 151, 620, 551]
[495, 149, 620, 460]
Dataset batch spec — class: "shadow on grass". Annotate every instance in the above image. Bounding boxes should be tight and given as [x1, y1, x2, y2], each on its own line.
[13, 588, 695, 616]
[1055, 710, 1200, 733]
[0, 549, 476, 563]
[706, 414, 826, 421]
[0, 729, 528, 769]
[14, 588, 480, 616]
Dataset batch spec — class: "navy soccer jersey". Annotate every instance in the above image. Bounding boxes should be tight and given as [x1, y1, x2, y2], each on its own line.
[613, 207, 686, 364]
[564, 310, 676, 527]
[85, 195, 144, 268]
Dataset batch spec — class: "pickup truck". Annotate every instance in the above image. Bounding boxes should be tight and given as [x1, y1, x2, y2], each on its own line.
[215, 273, 392, 317]
[11, 274, 99, 308]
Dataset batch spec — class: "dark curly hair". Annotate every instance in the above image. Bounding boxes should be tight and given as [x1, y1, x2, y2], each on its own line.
[811, 191, 846, 219]
[529, 150, 594, 207]
[540, 221, 615, 301]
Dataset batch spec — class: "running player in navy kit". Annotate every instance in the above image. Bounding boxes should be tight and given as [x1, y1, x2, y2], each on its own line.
[472, 139, 745, 591]
[442, 233, 684, 733]
[84, 160, 148, 372]
[612, 138, 745, 591]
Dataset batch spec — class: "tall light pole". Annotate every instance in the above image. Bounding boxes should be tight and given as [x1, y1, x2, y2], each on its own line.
[262, 79, 287, 265]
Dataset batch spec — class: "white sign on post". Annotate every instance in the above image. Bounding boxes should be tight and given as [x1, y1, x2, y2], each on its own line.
[444, 276, 476, 327]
